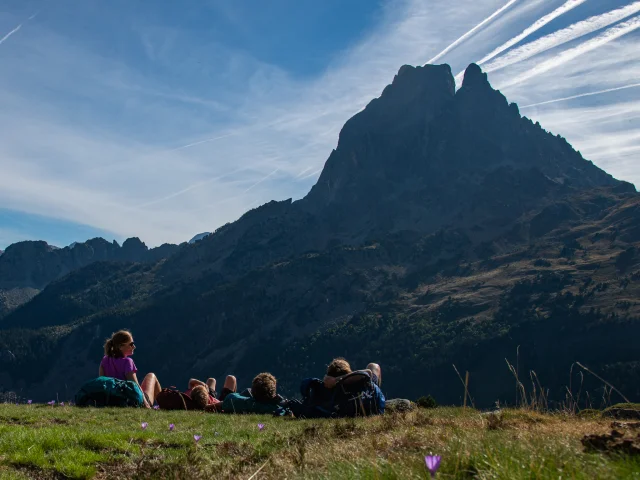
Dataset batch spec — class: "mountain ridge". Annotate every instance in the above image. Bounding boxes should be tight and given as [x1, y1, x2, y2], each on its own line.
[0, 237, 181, 317]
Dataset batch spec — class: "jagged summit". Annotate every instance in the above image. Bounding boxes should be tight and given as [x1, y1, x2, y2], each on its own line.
[460, 63, 490, 90]
[305, 62, 618, 214]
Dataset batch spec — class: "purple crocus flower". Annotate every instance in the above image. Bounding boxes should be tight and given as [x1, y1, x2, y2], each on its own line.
[258, 423, 265, 431]
[47, 400, 55, 406]
[153, 405, 160, 410]
[169, 423, 175, 431]
[60, 402, 65, 406]
[141, 422, 148, 430]
[27, 400, 32, 405]
[425, 455, 441, 478]
[194, 435, 201, 443]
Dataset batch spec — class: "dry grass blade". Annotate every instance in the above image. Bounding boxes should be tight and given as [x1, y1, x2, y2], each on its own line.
[453, 364, 474, 408]
[505, 359, 527, 408]
[247, 458, 270, 480]
[576, 362, 630, 403]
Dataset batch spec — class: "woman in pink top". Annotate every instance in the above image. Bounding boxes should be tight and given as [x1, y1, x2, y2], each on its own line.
[99, 330, 161, 408]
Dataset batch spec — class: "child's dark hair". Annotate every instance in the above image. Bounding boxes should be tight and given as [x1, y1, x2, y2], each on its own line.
[104, 330, 132, 358]
[252, 373, 277, 403]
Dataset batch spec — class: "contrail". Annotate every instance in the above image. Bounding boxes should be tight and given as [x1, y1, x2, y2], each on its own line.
[299, 168, 323, 180]
[483, 2, 640, 74]
[424, 0, 521, 65]
[0, 10, 40, 47]
[136, 165, 249, 208]
[295, 166, 314, 179]
[242, 168, 280, 194]
[455, 1, 640, 84]
[0, 24, 22, 46]
[520, 83, 640, 109]
[499, 15, 640, 89]
[477, 0, 588, 66]
[168, 132, 237, 151]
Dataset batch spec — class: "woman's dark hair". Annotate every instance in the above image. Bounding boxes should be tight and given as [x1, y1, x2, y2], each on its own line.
[103, 330, 132, 358]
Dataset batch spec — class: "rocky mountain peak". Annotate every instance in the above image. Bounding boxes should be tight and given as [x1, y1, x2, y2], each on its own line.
[460, 63, 490, 90]
[299, 62, 621, 243]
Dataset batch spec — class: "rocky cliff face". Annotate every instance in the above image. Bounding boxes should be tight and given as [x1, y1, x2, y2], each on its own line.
[0, 64, 638, 406]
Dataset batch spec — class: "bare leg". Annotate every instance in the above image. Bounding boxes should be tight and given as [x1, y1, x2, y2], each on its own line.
[223, 375, 237, 392]
[205, 378, 217, 392]
[367, 363, 382, 386]
[217, 375, 237, 401]
[141, 373, 161, 406]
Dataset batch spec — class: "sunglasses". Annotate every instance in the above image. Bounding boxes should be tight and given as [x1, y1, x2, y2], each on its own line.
[126, 342, 136, 348]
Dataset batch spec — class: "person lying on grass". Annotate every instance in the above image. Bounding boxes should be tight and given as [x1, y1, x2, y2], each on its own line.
[323, 357, 382, 390]
[99, 330, 161, 408]
[280, 358, 385, 418]
[185, 375, 237, 409]
[214, 373, 285, 414]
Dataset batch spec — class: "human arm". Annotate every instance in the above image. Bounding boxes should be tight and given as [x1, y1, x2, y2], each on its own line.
[99, 365, 105, 377]
[323, 369, 373, 389]
[188, 378, 207, 390]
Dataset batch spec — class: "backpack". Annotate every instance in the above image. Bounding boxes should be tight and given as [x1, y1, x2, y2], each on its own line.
[156, 388, 197, 410]
[333, 373, 385, 417]
[75, 376, 144, 408]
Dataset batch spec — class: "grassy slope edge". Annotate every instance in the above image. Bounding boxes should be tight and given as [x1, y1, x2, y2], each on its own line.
[0, 405, 638, 479]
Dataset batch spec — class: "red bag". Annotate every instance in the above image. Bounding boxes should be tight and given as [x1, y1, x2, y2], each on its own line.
[156, 388, 197, 410]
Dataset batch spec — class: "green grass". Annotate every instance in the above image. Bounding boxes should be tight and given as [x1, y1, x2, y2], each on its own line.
[604, 403, 640, 412]
[0, 405, 637, 479]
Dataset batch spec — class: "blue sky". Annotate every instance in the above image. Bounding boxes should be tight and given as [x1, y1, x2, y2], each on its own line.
[0, 0, 638, 250]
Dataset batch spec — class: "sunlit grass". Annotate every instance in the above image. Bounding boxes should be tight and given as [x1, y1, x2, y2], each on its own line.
[0, 404, 635, 479]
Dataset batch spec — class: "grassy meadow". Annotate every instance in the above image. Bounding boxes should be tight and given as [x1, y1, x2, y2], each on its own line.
[0, 404, 637, 479]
